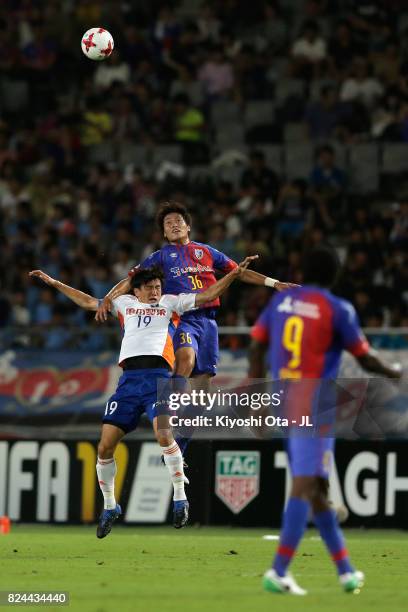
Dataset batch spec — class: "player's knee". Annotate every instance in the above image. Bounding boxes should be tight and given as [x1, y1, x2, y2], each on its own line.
[292, 477, 317, 501]
[307, 479, 325, 503]
[97, 440, 116, 460]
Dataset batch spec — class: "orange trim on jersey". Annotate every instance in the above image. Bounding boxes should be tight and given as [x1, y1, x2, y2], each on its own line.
[172, 312, 180, 328]
[117, 312, 124, 329]
[162, 332, 175, 368]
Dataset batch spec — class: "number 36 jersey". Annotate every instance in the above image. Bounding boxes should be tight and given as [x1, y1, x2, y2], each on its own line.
[128, 242, 237, 310]
[111, 293, 196, 368]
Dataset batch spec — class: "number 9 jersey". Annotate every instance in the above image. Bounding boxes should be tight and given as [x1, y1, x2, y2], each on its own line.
[251, 286, 370, 379]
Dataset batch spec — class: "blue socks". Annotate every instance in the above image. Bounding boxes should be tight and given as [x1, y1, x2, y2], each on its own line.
[314, 509, 354, 575]
[273, 497, 310, 577]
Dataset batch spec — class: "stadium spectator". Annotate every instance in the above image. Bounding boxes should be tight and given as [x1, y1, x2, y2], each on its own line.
[328, 19, 363, 77]
[241, 150, 280, 201]
[339, 57, 383, 108]
[197, 44, 235, 99]
[196, 2, 221, 43]
[81, 96, 113, 146]
[291, 20, 327, 79]
[304, 85, 350, 141]
[275, 180, 310, 239]
[172, 93, 207, 164]
[93, 51, 131, 89]
[309, 145, 346, 206]
[250, 1, 288, 55]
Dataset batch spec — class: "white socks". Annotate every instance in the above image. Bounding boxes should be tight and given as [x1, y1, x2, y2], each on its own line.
[162, 442, 186, 501]
[96, 456, 117, 509]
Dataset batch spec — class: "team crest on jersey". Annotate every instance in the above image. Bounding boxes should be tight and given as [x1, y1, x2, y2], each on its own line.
[215, 451, 260, 514]
[194, 248, 203, 260]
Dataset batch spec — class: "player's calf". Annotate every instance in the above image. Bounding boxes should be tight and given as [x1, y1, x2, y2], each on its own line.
[161, 440, 189, 528]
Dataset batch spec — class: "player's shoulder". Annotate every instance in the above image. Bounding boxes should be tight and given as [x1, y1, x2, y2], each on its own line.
[189, 240, 211, 251]
[329, 293, 357, 321]
[113, 293, 137, 307]
[142, 249, 162, 264]
[159, 293, 177, 308]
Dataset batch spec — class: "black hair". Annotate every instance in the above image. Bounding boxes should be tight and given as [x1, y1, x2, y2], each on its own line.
[316, 144, 335, 157]
[130, 266, 164, 290]
[302, 246, 340, 288]
[156, 201, 192, 233]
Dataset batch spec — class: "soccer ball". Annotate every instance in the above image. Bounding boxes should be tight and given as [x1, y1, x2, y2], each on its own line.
[81, 28, 114, 61]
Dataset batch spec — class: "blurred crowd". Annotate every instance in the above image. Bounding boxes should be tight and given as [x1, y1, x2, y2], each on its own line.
[0, 0, 408, 350]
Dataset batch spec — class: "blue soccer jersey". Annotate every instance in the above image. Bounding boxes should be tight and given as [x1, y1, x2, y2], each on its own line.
[129, 242, 237, 310]
[251, 286, 370, 380]
[128, 242, 237, 376]
[251, 286, 371, 478]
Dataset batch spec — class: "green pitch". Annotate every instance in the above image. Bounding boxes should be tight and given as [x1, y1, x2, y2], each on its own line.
[2, 526, 407, 612]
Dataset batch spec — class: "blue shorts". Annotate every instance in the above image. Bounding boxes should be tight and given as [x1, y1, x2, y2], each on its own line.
[287, 437, 334, 479]
[103, 368, 171, 433]
[173, 310, 219, 376]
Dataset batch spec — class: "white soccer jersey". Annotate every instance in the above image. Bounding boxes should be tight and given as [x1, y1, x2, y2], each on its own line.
[111, 293, 196, 367]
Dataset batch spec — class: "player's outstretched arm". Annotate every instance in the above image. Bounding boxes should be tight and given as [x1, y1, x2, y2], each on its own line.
[194, 255, 258, 306]
[29, 270, 99, 311]
[357, 350, 402, 380]
[238, 268, 299, 292]
[95, 277, 131, 322]
[248, 339, 267, 378]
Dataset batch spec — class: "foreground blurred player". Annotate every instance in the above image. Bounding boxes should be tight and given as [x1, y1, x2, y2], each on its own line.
[250, 246, 401, 595]
[30, 257, 255, 535]
[96, 202, 295, 452]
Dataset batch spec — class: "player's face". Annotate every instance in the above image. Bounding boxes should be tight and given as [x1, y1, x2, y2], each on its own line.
[163, 213, 190, 243]
[135, 279, 162, 303]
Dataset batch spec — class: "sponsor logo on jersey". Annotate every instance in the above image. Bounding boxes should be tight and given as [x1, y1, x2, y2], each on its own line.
[170, 252, 177, 258]
[126, 308, 166, 316]
[194, 248, 204, 260]
[277, 296, 320, 319]
[170, 264, 213, 277]
[215, 451, 260, 514]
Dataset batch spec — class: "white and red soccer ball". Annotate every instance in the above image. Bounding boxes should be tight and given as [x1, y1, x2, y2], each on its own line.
[81, 28, 114, 61]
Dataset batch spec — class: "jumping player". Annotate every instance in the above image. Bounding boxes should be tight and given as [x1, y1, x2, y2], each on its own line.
[29, 255, 255, 536]
[96, 201, 296, 452]
[249, 246, 401, 595]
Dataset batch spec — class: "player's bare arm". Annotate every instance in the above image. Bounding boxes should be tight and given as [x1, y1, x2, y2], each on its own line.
[194, 255, 258, 306]
[357, 350, 402, 379]
[248, 339, 267, 378]
[95, 276, 131, 322]
[238, 268, 299, 292]
[29, 270, 99, 311]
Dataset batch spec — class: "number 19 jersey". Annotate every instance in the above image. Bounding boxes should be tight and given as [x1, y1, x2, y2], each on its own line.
[112, 293, 196, 368]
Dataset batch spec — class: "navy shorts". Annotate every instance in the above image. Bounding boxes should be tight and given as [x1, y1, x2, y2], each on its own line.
[103, 368, 171, 433]
[287, 437, 334, 479]
[173, 311, 219, 376]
